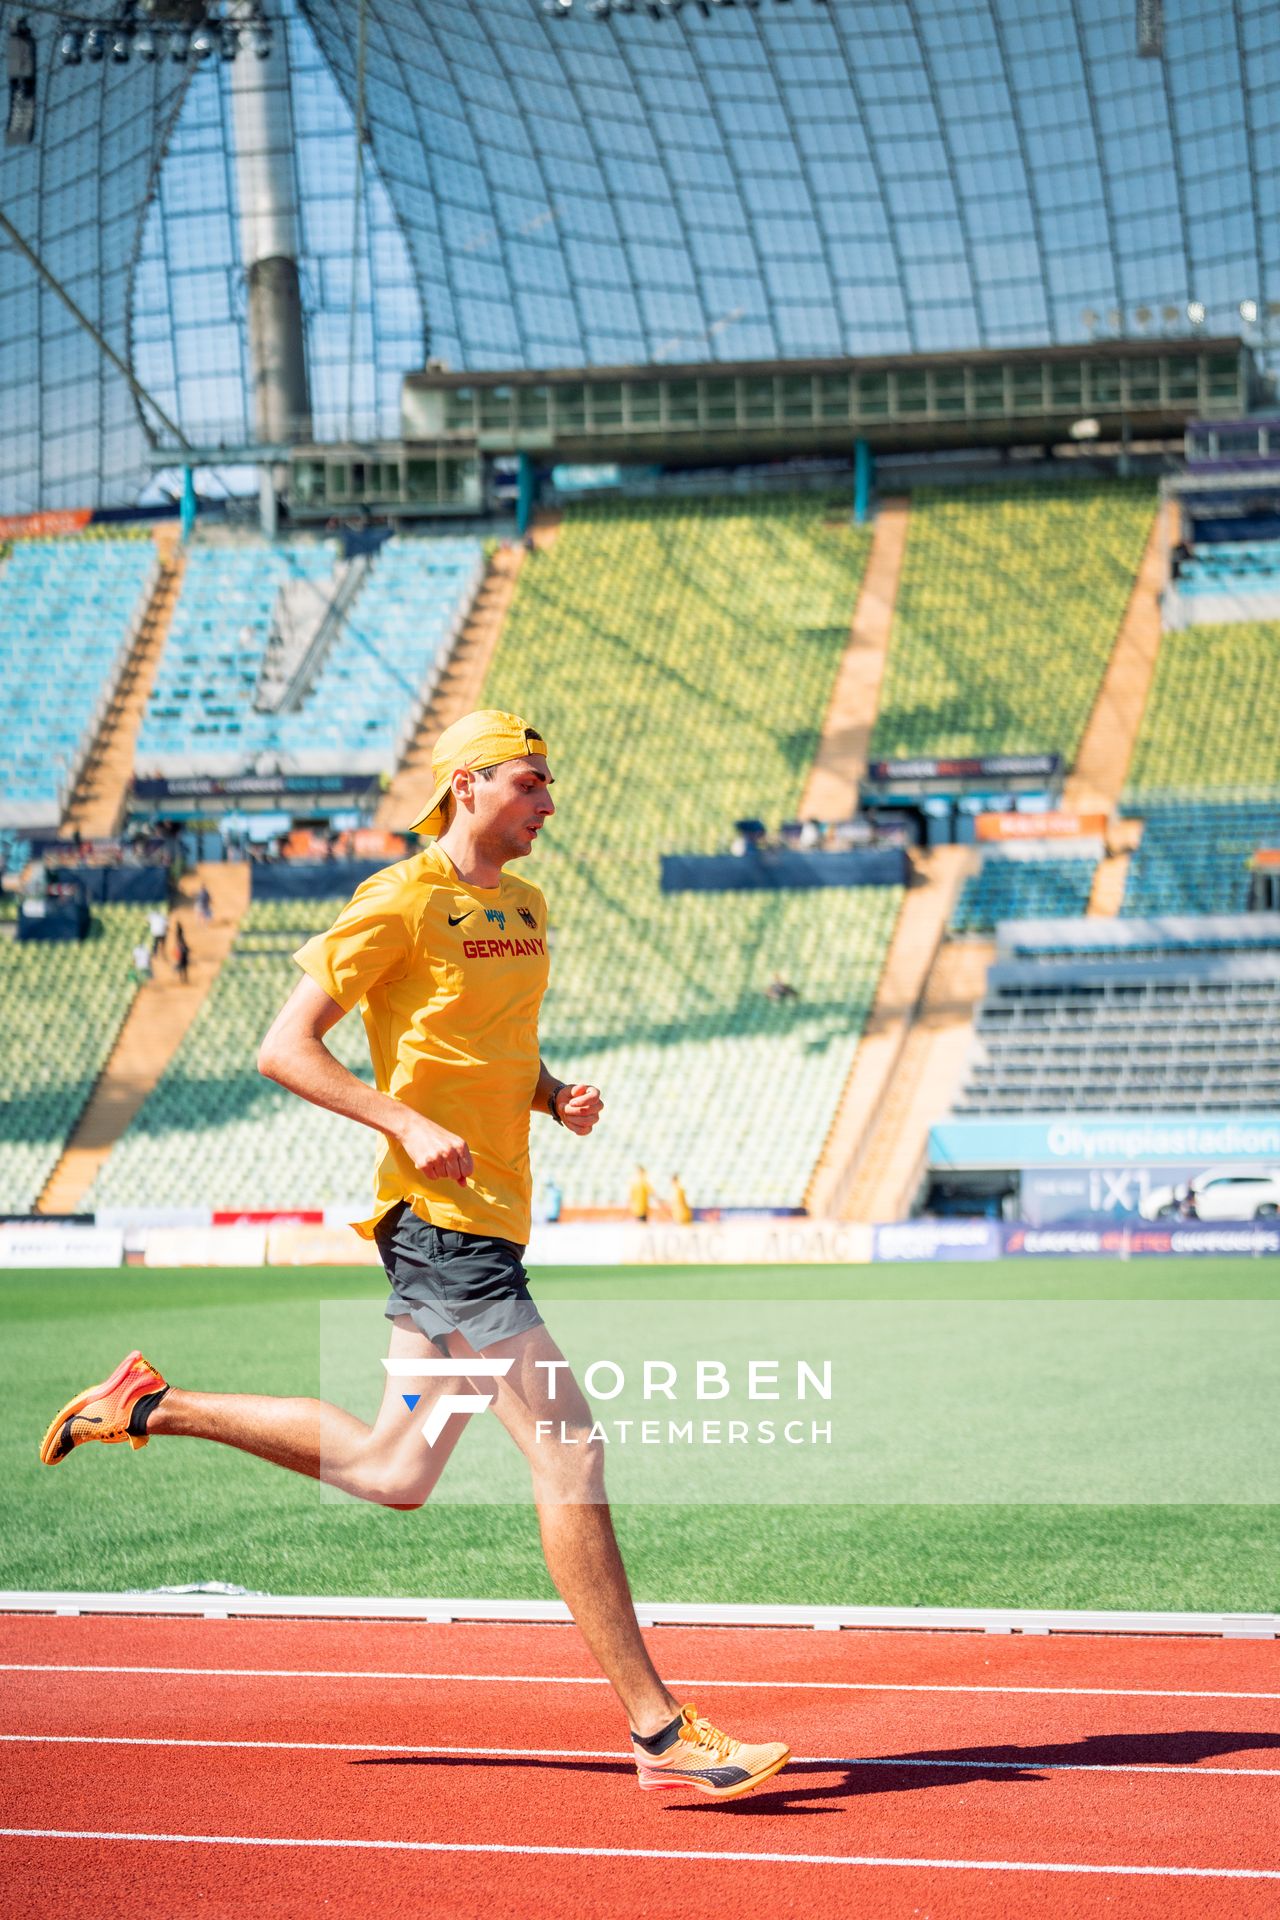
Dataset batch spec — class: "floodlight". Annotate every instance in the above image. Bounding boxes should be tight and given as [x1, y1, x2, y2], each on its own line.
[1133, 305, 1152, 328]
[250, 20, 273, 57]
[56, 28, 83, 64]
[1070, 417, 1101, 441]
[1161, 304, 1180, 325]
[5, 18, 35, 146]
[190, 22, 218, 61]
[542, 0, 572, 14]
[84, 26, 106, 61]
[587, 0, 611, 15]
[1187, 300, 1205, 325]
[109, 27, 132, 63]
[133, 26, 158, 60]
[1239, 298, 1258, 325]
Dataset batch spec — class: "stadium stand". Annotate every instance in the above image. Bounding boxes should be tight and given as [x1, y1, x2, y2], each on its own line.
[0, 907, 143, 1211]
[871, 480, 1156, 762]
[1124, 620, 1280, 801]
[949, 855, 1098, 934]
[1121, 621, 1280, 916]
[90, 495, 903, 1213]
[0, 537, 159, 827]
[87, 898, 374, 1212]
[135, 536, 484, 777]
[1122, 802, 1280, 918]
[485, 494, 901, 1211]
[954, 946, 1280, 1116]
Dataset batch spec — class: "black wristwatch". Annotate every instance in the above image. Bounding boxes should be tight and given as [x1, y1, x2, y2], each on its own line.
[549, 1084, 569, 1126]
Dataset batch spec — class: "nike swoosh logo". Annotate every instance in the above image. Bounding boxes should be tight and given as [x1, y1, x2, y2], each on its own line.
[448, 912, 472, 926]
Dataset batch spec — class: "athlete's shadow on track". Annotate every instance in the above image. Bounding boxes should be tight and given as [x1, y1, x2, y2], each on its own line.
[358, 1730, 1280, 1814]
[824, 1728, 1280, 1798]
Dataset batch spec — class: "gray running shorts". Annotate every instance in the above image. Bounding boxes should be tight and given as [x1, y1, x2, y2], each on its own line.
[374, 1199, 544, 1354]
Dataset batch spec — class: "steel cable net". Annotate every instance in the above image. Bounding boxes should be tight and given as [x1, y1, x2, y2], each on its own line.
[1, 0, 1278, 509]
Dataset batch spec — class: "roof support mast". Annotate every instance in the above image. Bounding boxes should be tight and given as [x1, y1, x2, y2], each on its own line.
[228, 0, 311, 536]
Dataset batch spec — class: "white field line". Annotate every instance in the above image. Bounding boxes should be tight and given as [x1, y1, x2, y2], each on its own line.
[2, 1828, 1278, 1880]
[2, 1592, 1275, 1638]
[0, 1732, 1277, 1779]
[3, 1663, 1278, 1702]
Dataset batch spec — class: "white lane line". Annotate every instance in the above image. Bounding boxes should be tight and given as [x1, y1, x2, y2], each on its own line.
[1, 1828, 1278, 1879]
[0, 1733, 1276, 1778]
[3, 1664, 1277, 1701]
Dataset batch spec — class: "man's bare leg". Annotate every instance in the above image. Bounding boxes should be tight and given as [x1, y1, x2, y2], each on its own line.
[145, 1315, 679, 1734]
[469, 1324, 681, 1739]
[147, 1318, 470, 1507]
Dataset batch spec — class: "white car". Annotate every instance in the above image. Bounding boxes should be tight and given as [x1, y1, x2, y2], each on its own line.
[1140, 1167, 1280, 1222]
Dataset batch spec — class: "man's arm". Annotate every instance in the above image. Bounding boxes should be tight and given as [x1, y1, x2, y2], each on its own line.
[258, 975, 474, 1186]
[534, 1057, 603, 1137]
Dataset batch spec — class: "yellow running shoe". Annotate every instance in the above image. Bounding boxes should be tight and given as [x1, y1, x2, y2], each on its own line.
[631, 1704, 790, 1800]
[39, 1349, 170, 1465]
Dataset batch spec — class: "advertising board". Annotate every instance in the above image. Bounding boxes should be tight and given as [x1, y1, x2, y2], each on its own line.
[930, 1114, 1280, 1169]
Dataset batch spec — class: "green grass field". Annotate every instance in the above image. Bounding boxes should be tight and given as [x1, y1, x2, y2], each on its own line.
[4, 1261, 1277, 1613]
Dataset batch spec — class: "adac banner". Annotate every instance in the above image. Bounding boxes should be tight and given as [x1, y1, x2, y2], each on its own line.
[873, 1220, 1002, 1262]
[1002, 1223, 1280, 1257]
[929, 1114, 1280, 1170]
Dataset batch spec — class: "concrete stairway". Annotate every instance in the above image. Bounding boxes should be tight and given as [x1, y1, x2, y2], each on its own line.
[36, 861, 249, 1215]
[1064, 502, 1172, 817]
[805, 845, 976, 1220]
[60, 525, 185, 841]
[799, 498, 909, 821]
[375, 524, 559, 832]
[837, 933, 995, 1224]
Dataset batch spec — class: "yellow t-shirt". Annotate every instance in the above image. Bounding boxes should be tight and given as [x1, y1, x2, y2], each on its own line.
[293, 844, 550, 1245]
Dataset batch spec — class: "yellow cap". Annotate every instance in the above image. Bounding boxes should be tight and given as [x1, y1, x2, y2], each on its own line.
[409, 709, 549, 836]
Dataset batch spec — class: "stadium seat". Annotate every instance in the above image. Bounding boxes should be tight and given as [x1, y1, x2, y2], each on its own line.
[0, 907, 144, 1211]
[0, 537, 158, 827]
[136, 535, 484, 777]
[1122, 620, 1280, 915]
[955, 950, 1280, 1115]
[949, 856, 1097, 934]
[871, 480, 1155, 762]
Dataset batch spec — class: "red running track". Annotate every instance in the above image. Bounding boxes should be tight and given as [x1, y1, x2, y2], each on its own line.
[0, 1614, 1277, 1919]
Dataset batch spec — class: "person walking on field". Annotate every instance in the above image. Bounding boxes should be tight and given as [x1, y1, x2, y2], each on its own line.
[628, 1164, 652, 1224]
[37, 709, 789, 1803]
[172, 919, 190, 985]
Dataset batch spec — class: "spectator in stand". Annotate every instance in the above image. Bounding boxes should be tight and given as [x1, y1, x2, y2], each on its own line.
[173, 920, 190, 985]
[544, 1176, 563, 1224]
[765, 975, 799, 1003]
[629, 1165, 652, 1224]
[798, 818, 823, 852]
[131, 940, 153, 984]
[148, 905, 169, 957]
[669, 1173, 692, 1227]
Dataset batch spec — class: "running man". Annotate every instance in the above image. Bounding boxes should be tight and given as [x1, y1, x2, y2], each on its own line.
[39, 709, 788, 1802]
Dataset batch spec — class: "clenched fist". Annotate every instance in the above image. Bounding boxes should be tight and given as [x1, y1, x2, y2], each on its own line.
[555, 1084, 603, 1136]
[395, 1109, 474, 1186]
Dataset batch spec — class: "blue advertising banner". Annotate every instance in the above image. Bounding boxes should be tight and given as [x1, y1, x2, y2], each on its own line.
[929, 1114, 1280, 1170]
[873, 1221, 1002, 1262]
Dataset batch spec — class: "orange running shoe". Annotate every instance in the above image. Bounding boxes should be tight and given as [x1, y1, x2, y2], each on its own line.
[39, 1349, 170, 1466]
[631, 1704, 790, 1800]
